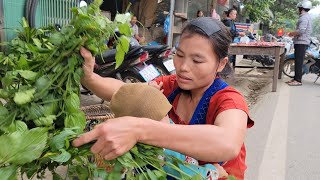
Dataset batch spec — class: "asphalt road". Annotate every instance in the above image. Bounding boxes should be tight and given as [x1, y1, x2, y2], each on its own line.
[245, 74, 320, 180]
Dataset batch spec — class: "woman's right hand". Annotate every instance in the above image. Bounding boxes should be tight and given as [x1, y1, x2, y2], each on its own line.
[80, 47, 95, 82]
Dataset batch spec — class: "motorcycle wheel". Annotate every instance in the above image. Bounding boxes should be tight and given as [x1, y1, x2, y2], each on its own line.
[154, 65, 169, 76]
[121, 72, 145, 83]
[282, 59, 295, 78]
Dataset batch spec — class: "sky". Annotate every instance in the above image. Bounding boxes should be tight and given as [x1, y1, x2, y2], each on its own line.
[309, 5, 320, 18]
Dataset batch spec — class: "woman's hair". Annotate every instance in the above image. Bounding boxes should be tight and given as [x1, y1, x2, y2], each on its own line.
[181, 18, 233, 76]
[226, 8, 237, 17]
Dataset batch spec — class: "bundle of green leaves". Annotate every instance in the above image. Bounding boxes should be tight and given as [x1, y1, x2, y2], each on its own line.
[0, 1, 207, 179]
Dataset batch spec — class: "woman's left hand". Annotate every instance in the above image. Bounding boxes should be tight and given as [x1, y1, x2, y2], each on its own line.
[72, 117, 142, 160]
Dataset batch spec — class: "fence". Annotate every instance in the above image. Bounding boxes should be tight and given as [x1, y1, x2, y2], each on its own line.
[35, 0, 80, 28]
[1, 0, 80, 42]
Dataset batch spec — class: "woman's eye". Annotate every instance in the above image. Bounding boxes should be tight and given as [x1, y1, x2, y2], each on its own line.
[193, 60, 202, 64]
[176, 54, 183, 57]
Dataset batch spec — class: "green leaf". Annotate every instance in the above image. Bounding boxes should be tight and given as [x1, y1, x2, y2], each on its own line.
[0, 127, 48, 165]
[32, 38, 42, 48]
[42, 101, 59, 116]
[35, 75, 50, 92]
[67, 164, 90, 180]
[49, 149, 71, 163]
[52, 172, 64, 180]
[22, 17, 29, 28]
[13, 88, 35, 105]
[64, 112, 86, 133]
[2, 71, 18, 87]
[118, 24, 132, 36]
[14, 121, 28, 132]
[228, 175, 237, 180]
[17, 55, 29, 70]
[117, 152, 136, 168]
[95, 168, 107, 179]
[65, 93, 80, 113]
[17, 70, 37, 81]
[7, 120, 28, 133]
[49, 129, 77, 151]
[0, 89, 9, 99]
[147, 169, 158, 180]
[73, 68, 83, 85]
[0, 165, 18, 180]
[0, 106, 12, 128]
[33, 115, 56, 127]
[115, 36, 129, 69]
[49, 32, 64, 45]
[153, 170, 166, 179]
[27, 103, 45, 120]
[114, 13, 131, 24]
[20, 161, 41, 179]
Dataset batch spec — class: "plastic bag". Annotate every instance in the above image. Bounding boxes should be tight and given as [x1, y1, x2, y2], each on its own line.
[240, 36, 250, 44]
[164, 15, 170, 35]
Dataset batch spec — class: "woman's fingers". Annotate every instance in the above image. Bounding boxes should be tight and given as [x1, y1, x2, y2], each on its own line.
[104, 149, 123, 160]
[72, 129, 100, 147]
[80, 47, 95, 80]
[148, 81, 164, 92]
[90, 138, 106, 154]
[80, 47, 93, 60]
[73, 117, 140, 160]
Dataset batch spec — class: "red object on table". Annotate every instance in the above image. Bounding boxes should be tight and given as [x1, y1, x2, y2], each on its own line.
[231, 42, 285, 47]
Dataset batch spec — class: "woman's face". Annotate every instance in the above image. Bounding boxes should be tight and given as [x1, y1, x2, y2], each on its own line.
[131, 16, 137, 25]
[198, 11, 204, 17]
[173, 34, 227, 91]
[229, 10, 237, 20]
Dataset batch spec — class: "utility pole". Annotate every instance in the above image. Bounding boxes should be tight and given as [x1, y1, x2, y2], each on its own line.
[172, 0, 188, 47]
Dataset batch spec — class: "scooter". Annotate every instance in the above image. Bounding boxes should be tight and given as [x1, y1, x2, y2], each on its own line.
[142, 45, 175, 75]
[282, 41, 320, 83]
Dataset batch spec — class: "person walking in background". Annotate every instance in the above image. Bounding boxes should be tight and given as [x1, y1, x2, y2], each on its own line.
[222, 8, 245, 68]
[287, 0, 313, 86]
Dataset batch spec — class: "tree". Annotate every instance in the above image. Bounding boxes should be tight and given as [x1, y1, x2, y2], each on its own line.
[243, 0, 275, 23]
[312, 15, 320, 37]
[243, 0, 319, 34]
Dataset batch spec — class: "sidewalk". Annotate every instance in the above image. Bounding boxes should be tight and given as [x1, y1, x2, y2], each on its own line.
[245, 74, 320, 180]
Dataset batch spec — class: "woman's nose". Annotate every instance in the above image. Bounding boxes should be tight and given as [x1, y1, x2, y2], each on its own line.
[179, 60, 190, 72]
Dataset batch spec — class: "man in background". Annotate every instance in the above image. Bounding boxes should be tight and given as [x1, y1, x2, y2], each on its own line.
[287, 0, 312, 86]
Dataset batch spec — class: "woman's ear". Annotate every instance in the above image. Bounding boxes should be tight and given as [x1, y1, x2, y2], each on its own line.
[217, 57, 228, 72]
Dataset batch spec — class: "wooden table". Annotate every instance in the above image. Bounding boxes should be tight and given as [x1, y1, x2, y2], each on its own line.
[229, 45, 286, 92]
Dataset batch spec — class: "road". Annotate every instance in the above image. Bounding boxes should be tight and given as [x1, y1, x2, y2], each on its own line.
[245, 74, 320, 180]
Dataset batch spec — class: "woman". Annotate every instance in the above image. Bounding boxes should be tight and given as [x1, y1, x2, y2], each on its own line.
[130, 15, 145, 43]
[197, 10, 204, 17]
[222, 8, 245, 68]
[73, 17, 253, 179]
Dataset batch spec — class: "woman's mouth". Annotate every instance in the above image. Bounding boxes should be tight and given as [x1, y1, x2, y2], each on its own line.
[177, 74, 192, 82]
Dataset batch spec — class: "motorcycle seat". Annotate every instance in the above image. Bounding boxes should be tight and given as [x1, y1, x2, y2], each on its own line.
[142, 45, 168, 55]
[95, 49, 117, 65]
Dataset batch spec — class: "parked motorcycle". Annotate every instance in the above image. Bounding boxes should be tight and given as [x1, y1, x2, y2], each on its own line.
[94, 45, 152, 83]
[142, 45, 175, 75]
[277, 36, 294, 55]
[282, 41, 320, 83]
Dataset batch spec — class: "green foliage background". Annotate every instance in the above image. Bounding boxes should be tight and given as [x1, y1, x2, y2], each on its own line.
[243, 0, 319, 34]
